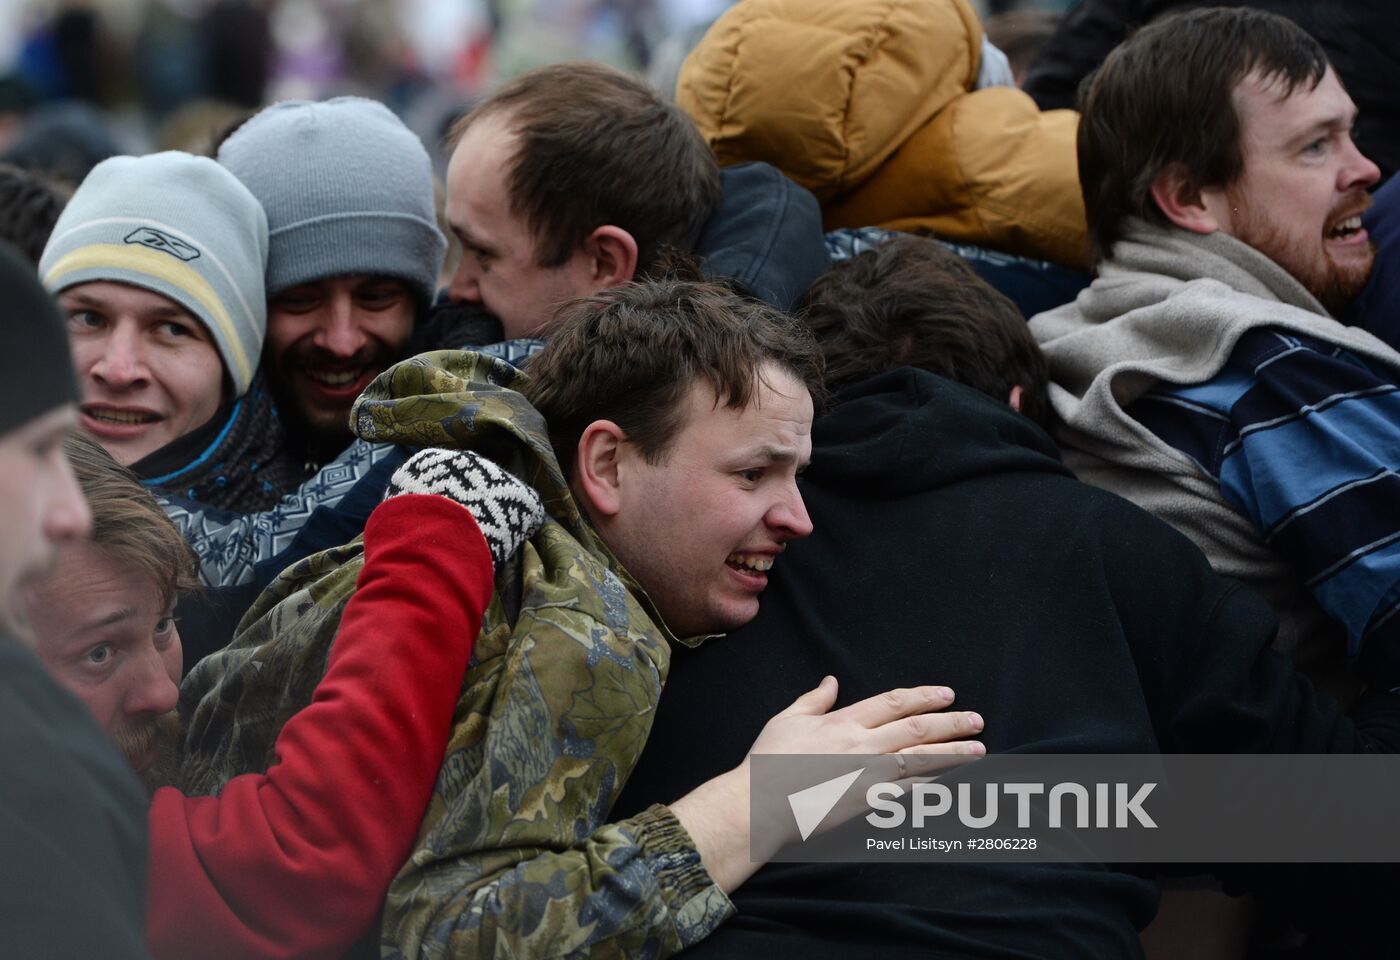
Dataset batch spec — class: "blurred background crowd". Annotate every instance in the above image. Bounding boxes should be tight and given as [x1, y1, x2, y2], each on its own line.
[0, 0, 1074, 184]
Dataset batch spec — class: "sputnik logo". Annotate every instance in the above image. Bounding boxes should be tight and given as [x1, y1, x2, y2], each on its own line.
[786, 767, 865, 841]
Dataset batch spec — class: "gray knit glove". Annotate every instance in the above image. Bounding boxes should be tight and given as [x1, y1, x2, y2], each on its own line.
[384, 448, 545, 569]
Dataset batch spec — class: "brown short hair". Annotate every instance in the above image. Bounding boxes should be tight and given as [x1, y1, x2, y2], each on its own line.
[63, 432, 197, 609]
[447, 62, 721, 273]
[798, 236, 1051, 431]
[1079, 7, 1328, 260]
[524, 276, 824, 475]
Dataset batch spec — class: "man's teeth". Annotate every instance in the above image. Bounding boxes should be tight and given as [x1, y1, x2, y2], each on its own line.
[1331, 216, 1363, 236]
[89, 409, 156, 424]
[727, 553, 773, 572]
[305, 368, 364, 387]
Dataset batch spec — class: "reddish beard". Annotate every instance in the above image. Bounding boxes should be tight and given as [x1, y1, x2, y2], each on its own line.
[113, 709, 183, 794]
[1226, 186, 1375, 316]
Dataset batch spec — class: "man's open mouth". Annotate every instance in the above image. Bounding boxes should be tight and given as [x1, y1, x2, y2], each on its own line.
[83, 406, 158, 425]
[303, 367, 367, 388]
[1327, 215, 1365, 241]
[726, 551, 774, 573]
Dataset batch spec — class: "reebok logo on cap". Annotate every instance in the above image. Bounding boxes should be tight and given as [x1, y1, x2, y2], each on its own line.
[124, 227, 201, 262]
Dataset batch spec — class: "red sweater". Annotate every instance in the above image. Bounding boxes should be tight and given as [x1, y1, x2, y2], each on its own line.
[146, 494, 494, 960]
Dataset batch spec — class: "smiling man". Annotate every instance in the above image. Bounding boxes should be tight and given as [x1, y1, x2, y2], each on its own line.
[37, 151, 310, 513]
[40, 153, 268, 472]
[219, 97, 446, 467]
[61, 281, 226, 465]
[1029, 8, 1400, 690]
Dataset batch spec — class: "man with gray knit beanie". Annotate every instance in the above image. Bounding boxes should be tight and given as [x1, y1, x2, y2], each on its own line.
[218, 96, 446, 467]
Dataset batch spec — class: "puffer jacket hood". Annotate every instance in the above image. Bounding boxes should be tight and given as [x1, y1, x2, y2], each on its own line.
[678, 0, 982, 199]
[678, 0, 1089, 267]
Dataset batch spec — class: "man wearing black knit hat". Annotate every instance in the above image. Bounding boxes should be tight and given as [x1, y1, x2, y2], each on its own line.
[0, 241, 150, 956]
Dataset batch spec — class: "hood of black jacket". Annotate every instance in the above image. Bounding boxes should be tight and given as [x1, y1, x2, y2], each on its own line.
[807, 367, 1071, 497]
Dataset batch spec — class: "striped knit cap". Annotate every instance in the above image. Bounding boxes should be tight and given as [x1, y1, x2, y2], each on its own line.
[39, 151, 268, 396]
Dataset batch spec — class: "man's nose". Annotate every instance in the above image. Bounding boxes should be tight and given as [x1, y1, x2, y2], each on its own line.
[90, 325, 149, 390]
[45, 450, 92, 544]
[42, 453, 91, 548]
[769, 482, 814, 541]
[1341, 137, 1382, 193]
[448, 258, 483, 305]
[125, 644, 180, 718]
[312, 295, 369, 359]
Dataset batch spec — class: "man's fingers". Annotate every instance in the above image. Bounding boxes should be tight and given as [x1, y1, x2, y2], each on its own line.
[868, 710, 983, 755]
[886, 746, 984, 784]
[838, 685, 955, 728]
[775, 675, 839, 718]
[901, 740, 987, 758]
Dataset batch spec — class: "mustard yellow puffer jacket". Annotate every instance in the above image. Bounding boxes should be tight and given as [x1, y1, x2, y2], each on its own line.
[677, 0, 1090, 268]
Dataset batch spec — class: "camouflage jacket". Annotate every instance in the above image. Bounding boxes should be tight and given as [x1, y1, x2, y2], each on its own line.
[176, 351, 734, 958]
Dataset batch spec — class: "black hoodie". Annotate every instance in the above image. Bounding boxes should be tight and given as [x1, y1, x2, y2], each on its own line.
[614, 368, 1400, 958]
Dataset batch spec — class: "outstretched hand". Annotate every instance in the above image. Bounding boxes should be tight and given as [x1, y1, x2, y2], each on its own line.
[747, 675, 984, 762]
[670, 676, 984, 894]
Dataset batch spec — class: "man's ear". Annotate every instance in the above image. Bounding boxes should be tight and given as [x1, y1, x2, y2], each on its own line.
[583, 226, 639, 289]
[574, 420, 628, 518]
[1149, 164, 1224, 235]
[1008, 385, 1025, 414]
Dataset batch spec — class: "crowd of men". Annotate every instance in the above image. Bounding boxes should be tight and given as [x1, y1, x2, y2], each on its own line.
[3, 2, 1400, 957]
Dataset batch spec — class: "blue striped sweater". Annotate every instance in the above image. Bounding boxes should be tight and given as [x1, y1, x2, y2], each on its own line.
[1131, 327, 1400, 684]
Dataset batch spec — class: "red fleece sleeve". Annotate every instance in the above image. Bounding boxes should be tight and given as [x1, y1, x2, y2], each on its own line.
[146, 494, 494, 960]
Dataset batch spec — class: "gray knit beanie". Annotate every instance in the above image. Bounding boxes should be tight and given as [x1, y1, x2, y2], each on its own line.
[38, 151, 268, 396]
[217, 97, 445, 306]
